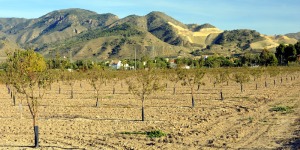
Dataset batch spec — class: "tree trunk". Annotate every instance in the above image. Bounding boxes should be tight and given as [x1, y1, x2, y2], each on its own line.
[33, 115, 39, 148]
[173, 86, 176, 95]
[240, 83, 243, 93]
[256, 83, 258, 90]
[58, 85, 61, 94]
[281, 77, 283, 84]
[220, 89, 223, 100]
[13, 94, 16, 106]
[273, 80, 276, 86]
[191, 88, 195, 108]
[113, 87, 115, 94]
[141, 96, 145, 121]
[70, 86, 74, 99]
[96, 97, 99, 107]
[265, 81, 267, 88]
[197, 84, 200, 91]
[96, 91, 99, 107]
[34, 125, 39, 148]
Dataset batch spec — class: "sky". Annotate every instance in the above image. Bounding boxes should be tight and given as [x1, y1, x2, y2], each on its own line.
[0, 0, 299, 35]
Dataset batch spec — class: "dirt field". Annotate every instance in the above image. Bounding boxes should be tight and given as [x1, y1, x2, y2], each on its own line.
[0, 74, 299, 149]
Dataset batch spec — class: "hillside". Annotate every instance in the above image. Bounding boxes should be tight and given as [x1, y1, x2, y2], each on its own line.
[286, 32, 300, 40]
[0, 38, 22, 62]
[0, 8, 298, 61]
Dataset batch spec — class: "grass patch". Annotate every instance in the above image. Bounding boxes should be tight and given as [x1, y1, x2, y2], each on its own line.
[120, 130, 167, 138]
[269, 106, 293, 114]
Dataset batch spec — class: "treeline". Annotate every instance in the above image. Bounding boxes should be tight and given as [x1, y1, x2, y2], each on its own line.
[41, 42, 299, 70]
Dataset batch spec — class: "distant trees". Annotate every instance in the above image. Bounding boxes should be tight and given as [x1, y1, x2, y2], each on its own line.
[276, 42, 300, 65]
[259, 49, 278, 66]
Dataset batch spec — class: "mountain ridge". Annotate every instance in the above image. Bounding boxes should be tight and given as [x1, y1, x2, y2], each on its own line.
[0, 8, 298, 61]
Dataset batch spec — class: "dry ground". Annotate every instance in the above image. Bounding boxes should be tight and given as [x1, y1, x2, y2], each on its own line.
[0, 74, 299, 149]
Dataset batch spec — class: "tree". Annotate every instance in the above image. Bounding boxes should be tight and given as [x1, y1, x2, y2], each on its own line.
[5, 49, 51, 148]
[250, 68, 263, 90]
[168, 69, 184, 95]
[213, 69, 229, 100]
[126, 70, 164, 121]
[295, 41, 300, 55]
[276, 44, 286, 65]
[231, 70, 250, 93]
[285, 44, 297, 61]
[63, 71, 77, 99]
[259, 49, 278, 66]
[181, 69, 205, 108]
[87, 65, 107, 107]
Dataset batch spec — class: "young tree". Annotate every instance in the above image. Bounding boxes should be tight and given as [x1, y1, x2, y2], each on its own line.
[107, 70, 120, 94]
[231, 70, 250, 93]
[213, 69, 229, 100]
[250, 67, 263, 90]
[63, 71, 77, 99]
[5, 50, 51, 148]
[87, 65, 107, 107]
[126, 70, 164, 121]
[168, 69, 184, 95]
[181, 69, 205, 108]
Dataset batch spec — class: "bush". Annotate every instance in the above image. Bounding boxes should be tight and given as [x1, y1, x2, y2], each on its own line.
[269, 106, 293, 113]
[120, 130, 167, 138]
[146, 130, 167, 138]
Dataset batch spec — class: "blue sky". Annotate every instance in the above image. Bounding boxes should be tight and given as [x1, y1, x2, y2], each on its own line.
[0, 0, 299, 35]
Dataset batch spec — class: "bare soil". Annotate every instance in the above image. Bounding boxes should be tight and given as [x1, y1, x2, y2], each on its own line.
[0, 75, 299, 149]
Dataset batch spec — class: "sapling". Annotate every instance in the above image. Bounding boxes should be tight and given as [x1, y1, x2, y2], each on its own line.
[126, 70, 164, 121]
[181, 69, 205, 108]
[5, 50, 52, 148]
[231, 70, 250, 93]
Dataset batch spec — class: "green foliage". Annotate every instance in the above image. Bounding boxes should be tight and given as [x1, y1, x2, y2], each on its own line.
[276, 42, 300, 65]
[231, 71, 250, 84]
[269, 106, 293, 113]
[120, 130, 167, 138]
[215, 29, 264, 50]
[146, 130, 167, 138]
[260, 49, 278, 66]
[204, 56, 234, 68]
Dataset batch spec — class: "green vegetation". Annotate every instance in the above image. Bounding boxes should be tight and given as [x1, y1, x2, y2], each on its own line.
[276, 42, 300, 65]
[269, 106, 293, 113]
[215, 29, 264, 50]
[120, 130, 167, 138]
[4, 49, 52, 148]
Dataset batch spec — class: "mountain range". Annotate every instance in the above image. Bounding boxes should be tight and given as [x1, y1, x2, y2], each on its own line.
[0, 8, 299, 61]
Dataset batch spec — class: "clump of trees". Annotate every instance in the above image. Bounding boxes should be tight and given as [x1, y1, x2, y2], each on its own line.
[276, 42, 300, 65]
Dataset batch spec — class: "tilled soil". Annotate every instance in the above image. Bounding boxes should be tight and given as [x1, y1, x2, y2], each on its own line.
[0, 76, 299, 149]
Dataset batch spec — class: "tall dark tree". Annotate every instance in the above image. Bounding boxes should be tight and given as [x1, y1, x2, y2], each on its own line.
[284, 44, 297, 62]
[275, 44, 286, 65]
